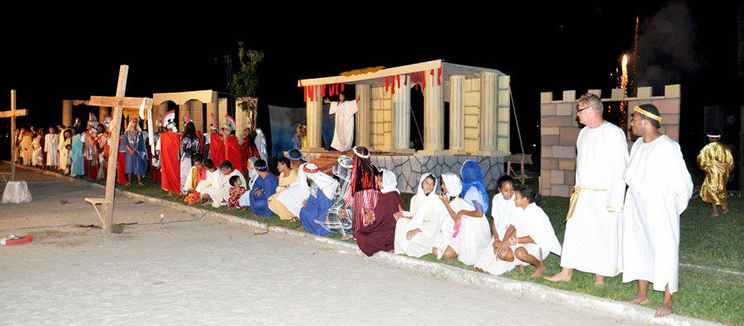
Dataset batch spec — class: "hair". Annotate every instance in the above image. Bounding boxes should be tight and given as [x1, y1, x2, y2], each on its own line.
[355, 146, 369, 156]
[514, 184, 538, 205]
[204, 159, 215, 169]
[277, 157, 291, 169]
[183, 122, 197, 139]
[637, 104, 661, 129]
[193, 154, 204, 164]
[229, 175, 241, 186]
[221, 160, 233, 170]
[578, 93, 603, 113]
[423, 174, 436, 186]
[255, 159, 267, 170]
[497, 175, 514, 189]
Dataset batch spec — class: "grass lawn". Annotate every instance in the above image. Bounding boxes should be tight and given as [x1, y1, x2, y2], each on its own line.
[26, 166, 744, 325]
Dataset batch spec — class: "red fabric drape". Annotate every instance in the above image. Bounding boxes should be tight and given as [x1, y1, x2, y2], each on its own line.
[160, 131, 181, 193]
[225, 135, 244, 174]
[437, 68, 443, 85]
[116, 138, 129, 185]
[209, 132, 225, 169]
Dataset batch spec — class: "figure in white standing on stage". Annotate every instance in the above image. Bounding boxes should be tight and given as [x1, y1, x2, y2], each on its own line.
[546, 93, 629, 286]
[324, 92, 360, 152]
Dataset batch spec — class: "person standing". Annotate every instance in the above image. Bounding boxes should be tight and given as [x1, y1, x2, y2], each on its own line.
[697, 132, 734, 217]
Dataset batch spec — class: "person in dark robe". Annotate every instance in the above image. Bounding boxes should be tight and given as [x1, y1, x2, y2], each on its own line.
[343, 146, 379, 237]
[356, 169, 403, 256]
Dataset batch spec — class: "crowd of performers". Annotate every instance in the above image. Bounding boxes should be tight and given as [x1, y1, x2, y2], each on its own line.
[12, 96, 734, 318]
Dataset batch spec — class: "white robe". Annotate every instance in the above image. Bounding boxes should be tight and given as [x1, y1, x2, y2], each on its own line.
[20, 134, 33, 166]
[58, 134, 70, 173]
[238, 167, 258, 207]
[197, 169, 224, 203]
[622, 135, 692, 294]
[213, 169, 247, 208]
[474, 193, 518, 274]
[509, 203, 562, 266]
[560, 121, 628, 277]
[45, 134, 59, 167]
[32, 136, 43, 166]
[329, 101, 358, 152]
[277, 164, 310, 217]
[446, 196, 490, 265]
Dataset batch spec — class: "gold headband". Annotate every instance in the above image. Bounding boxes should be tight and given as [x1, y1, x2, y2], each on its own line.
[634, 106, 664, 122]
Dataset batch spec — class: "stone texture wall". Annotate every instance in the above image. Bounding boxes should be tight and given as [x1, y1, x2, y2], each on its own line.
[304, 153, 504, 194]
[539, 85, 681, 197]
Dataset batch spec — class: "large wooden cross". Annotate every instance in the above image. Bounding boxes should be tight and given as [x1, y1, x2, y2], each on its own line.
[85, 65, 153, 231]
[0, 90, 29, 182]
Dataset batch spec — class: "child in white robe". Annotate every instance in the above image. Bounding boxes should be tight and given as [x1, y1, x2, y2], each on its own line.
[495, 185, 561, 278]
[452, 161, 493, 265]
[394, 173, 437, 254]
[475, 175, 518, 275]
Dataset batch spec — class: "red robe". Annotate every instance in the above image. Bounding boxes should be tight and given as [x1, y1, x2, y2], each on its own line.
[225, 135, 244, 173]
[87, 132, 98, 180]
[209, 132, 225, 169]
[241, 135, 260, 160]
[160, 131, 181, 194]
[115, 138, 129, 185]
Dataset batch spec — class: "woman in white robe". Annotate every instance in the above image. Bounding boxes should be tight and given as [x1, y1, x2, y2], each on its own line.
[276, 162, 310, 219]
[32, 132, 44, 166]
[20, 130, 33, 166]
[452, 161, 493, 265]
[475, 175, 518, 275]
[394, 173, 438, 254]
[58, 130, 71, 173]
[45, 127, 59, 169]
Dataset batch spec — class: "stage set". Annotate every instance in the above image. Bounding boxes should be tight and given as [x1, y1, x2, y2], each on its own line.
[299, 60, 516, 193]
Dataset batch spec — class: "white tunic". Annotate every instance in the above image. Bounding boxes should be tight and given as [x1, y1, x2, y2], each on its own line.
[560, 121, 628, 277]
[197, 169, 224, 203]
[213, 170, 247, 208]
[58, 134, 70, 172]
[45, 134, 59, 167]
[474, 193, 518, 274]
[448, 191, 491, 265]
[622, 135, 692, 294]
[329, 101, 358, 152]
[277, 164, 310, 217]
[509, 203, 562, 266]
[32, 136, 43, 166]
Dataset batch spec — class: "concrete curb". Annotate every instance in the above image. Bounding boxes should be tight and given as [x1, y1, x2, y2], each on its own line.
[5, 162, 723, 326]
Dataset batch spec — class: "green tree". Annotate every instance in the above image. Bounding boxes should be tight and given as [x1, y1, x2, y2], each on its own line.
[231, 43, 264, 131]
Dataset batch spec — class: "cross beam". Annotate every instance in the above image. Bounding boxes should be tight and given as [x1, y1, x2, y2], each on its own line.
[1, 90, 29, 181]
[87, 65, 153, 231]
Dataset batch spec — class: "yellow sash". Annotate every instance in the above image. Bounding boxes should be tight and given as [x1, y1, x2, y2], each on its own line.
[566, 185, 607, 220]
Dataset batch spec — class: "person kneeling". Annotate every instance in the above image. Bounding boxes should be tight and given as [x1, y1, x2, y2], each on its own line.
[494, 185, 561, 278]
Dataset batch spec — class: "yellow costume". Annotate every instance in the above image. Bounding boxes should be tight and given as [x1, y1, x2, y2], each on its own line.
[268, 169, 298, 219]
[697, 141, 734, 207]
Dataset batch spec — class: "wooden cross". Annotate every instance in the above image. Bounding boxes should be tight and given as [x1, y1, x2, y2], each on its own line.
[0, 90, 29, 182]
[85, 65, 153, 231]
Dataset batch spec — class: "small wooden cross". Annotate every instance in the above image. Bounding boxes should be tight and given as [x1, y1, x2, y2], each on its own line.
[0, 90, 29, 181]
[85, 65, 152, 231]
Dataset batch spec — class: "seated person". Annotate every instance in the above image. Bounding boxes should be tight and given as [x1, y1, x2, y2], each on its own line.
[249, 159, 279, 216]
[181, 155, 206, 203]
[299, 163, 339, 236]
[227, 175, 248, 210]
[269, 149, 308, 220]
[394, 173, 437, 253]
[322, 156, 354, 240]
[451, 160, 492, 265]
[494, 185, 562, 278]
[195, 159, 224, 204]
[356, 169, 403, 257]
[238, 158, 259, 208]
[475, 175, 517, 275]
[213, 160, 247, 208]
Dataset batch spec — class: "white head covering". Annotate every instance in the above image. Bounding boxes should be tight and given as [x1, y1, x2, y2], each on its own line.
[379, 169, 399, 194]
[416, 173, 437, 197]
[303, 163, 339, 199]
[440, 173, 462, 197]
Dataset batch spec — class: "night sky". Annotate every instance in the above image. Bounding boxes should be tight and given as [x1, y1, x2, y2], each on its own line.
[1, 2, 741, 163]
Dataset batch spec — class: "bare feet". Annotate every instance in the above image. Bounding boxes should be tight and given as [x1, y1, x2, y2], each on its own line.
[722, 207, 729, 214]
[517, 266, 525, 274]
[655, 303, 673, 318]
[594, 275, 606, 286]
[530, 263, 546, 278]
[138, 182, 144, 186]
[475, 267, 484, 273]
[341, 236, 352, 241]
[545, 269, 572, 282]
[627, 296, 649, 305]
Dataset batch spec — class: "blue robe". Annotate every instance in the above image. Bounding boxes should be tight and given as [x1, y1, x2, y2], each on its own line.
[249, 173, 279, 216]
[299, 188, 334, 236]
[120, 131, 148, 177]
[70, 134, 85, 176]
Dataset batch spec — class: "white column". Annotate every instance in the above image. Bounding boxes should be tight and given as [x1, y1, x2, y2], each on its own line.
[478, 71, 499, 155]
[62, 100, 73, 127]
[448, 75, 465, 153]
[393, 75, 414, 153]
[419, 69, 445, 154]
[355, 84, 371, 148]
[218, 98, 228, 128]
[306, 86, 323, 151]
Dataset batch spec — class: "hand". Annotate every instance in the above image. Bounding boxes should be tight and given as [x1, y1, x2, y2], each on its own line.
[438, 193, 448, 204]
[363, 209, 375, 224]
[323, 98, 331, 104]
[246, 160, 254, 170]
[492, 240, 501, 249]
[496, 240, 510, 254]
[302, 200, 307, 207]
[393, 211, 404, 220]
[339, 210, 348, 218]
[356, 95, 361, 102]
[406, 229, 421, 241]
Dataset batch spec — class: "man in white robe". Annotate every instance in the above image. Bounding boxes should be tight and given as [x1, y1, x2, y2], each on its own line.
[324, 93, 359, 152]
[213, 161, 247, 208]
[546, 93, 628, 286]
[196, 160, 225, 204]
[45, 127, 59, 169]
[623, 104, 692, 318]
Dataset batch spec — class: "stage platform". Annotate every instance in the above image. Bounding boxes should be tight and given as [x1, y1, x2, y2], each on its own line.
[302, 151, 506, 193]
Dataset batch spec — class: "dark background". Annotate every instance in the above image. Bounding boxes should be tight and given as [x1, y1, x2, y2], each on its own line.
[1, 2, 742, 180]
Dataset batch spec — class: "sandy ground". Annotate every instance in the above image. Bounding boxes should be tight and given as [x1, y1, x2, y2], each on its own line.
[0, 169, 650, 326]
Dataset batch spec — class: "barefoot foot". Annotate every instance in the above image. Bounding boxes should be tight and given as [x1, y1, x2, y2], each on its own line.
[594, 275, 606, 286]
[530, 263, 546, 278]
[655, 304, 673, 318]
[544, 270, 572, 282]
[627, 296, 650, 305]
[517, 266, 525, 274]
